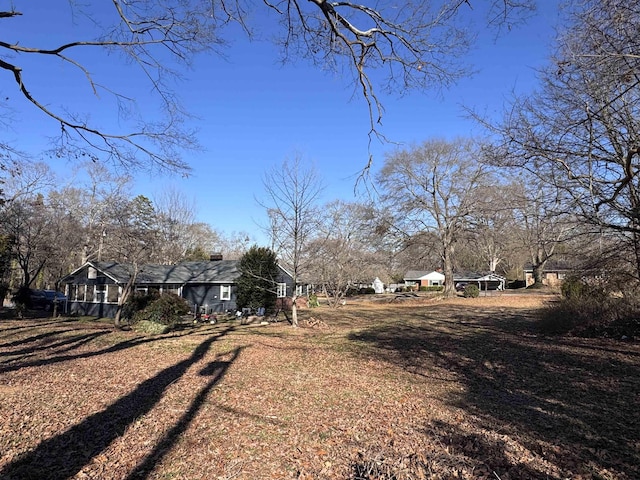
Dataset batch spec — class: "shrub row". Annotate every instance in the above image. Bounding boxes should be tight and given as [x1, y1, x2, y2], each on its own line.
[419, 286, 444, 292]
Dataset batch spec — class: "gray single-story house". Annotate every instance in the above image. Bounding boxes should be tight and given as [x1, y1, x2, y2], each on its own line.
[59, 258, 294, 318]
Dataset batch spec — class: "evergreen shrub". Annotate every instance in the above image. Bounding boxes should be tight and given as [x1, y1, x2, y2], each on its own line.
[463, 284, 480, 298]
[132, 293, 190, 327]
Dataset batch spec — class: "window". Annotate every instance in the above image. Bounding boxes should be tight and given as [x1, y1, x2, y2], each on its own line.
[221, 284, 231, 301]
[96, 284, 106, 302]
[163, 286, 180, 296]
[295, 285, 304, 297]
[277, 283, 287, 298]
[107, 285, 119, 303]
[86, 284, 95, 302]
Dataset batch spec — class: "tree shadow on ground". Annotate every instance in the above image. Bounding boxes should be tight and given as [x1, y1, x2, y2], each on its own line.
[0, 330, 111, 361]
[0, 325, 237, 480]
[125, 346, 244, 480]
[349, 305, 640, 479]
[0, 319, 212, 374]
[0, 317, 76, 334]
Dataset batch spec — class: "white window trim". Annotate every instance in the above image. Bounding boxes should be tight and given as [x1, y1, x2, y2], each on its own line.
[277, 283, 287, 298]
[221, 284, 231, 301]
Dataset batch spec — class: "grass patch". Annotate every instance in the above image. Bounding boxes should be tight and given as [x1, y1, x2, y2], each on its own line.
[131, 320, 172, 334]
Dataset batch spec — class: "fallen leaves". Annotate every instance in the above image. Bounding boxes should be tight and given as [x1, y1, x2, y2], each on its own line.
[0, 295, 638, 479]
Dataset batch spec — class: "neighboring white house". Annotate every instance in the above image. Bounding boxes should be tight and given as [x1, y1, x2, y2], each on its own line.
[403, 270, 446, 288]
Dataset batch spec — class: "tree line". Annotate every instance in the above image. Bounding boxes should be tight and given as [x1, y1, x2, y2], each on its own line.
[0, 161, 252, 299]
[2, 1, 639, 311]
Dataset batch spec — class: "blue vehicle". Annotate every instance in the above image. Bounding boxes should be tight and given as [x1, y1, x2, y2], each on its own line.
[29, 289, 67, 310]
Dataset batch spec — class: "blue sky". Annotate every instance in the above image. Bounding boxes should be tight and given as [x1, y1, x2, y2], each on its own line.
[2, 1, 560, 244]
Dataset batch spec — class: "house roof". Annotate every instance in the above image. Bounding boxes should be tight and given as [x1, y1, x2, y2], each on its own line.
[63, 260, 241, 285]
[404, 270, 444, 280]
[453, 272, 506, 282]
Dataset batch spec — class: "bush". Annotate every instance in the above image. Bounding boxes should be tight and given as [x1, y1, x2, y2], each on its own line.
[12, 286, 32, 309]
[136, 293, 190, 326]
[121, 291, 160, 322]
[127, 293, 190, 330]
[463, 284, 480, 298]
[346, 287, 376, 296]
[419, 285, 444, 292]
[132, 320, 172, 335]
[539, 278, 640, 338]
[308, 293, 319, 307]
[560, 275, 586, 299]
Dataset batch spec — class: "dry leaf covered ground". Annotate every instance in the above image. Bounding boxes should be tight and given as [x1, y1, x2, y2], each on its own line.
[0, 292, 638, 479]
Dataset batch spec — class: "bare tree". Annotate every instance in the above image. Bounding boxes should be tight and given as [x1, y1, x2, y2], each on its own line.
[377, 138, 493, 297]
[181, 223, 224, 261]
[461, 183, 522, 275]
[260, 154, 323, 326]
[217, 232, 254, 261]
[511, 178, 574, 287]
[490, 0, 640, 280]
[153, 186, 199, 263]
[47, 163, 133, 265]
[2, 160, 55, 203]
[0, 162, 69, 290]
[110, 195, 160, 327]
[306, 200, 380, 307]
[1, 1, 533, 172]
[1, 196, 56, 289]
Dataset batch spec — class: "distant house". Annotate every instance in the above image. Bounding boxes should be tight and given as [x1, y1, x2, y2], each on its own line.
[453, 272, 506, 291]
[59, 259, 294, 318]
[524, 263, 572, 288]
[403, 270, 445, 289]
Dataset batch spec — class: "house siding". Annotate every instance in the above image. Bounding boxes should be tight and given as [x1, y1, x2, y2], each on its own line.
[67, 301, 119, 318]
[182, 284, 236, 314]
[60, 260, 295, 319]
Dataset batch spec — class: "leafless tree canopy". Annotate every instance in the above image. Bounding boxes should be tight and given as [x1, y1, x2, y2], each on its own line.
[0, 1, 533, 173]
[489, 0, 640, 278]
[377, 138, 493, 296]
[259, 154, 323, 325]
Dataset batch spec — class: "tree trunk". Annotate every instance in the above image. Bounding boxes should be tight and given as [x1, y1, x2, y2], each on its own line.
[442, 242, 456, 298]
[114, 268, 137, 329]
[531, 259, 547, 288]
[633, 228, 640, 282]
[291, 294, 298, 327]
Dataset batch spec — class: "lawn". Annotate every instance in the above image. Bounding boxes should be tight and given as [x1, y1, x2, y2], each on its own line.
[0, 293, 638, 479]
